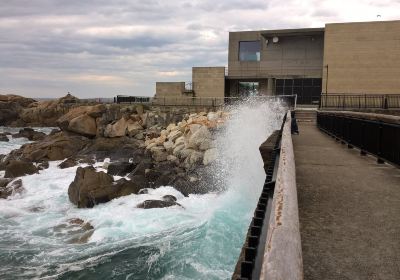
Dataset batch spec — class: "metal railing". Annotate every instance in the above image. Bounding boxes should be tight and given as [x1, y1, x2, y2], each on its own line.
[234, 113, 287, 279]
[317, 112, 400, 167]
[115, 95, 298, 109]
[320, 94, 400, 110]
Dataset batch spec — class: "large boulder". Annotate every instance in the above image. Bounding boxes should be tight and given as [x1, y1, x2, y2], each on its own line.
[4, 160, 38, 178]
[104, 117, 129, 137]
[0, 94, 36, 125]
[8, 132, 89, 162]
[68, 166, 143, 208]
[187, 126, 212, 149]
[20, 94, 79, 126]
[67, 114, 97, 137]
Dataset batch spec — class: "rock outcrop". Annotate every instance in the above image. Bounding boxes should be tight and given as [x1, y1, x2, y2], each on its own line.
[0, 179, 24, 198]
[12, 128, 46, 141]
[4, 160, 38, 178]
[0, 94, 36, 125]
[68, 166, 144, 208]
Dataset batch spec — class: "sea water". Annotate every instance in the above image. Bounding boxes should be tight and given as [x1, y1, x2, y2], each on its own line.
[0, 100, 284, 280]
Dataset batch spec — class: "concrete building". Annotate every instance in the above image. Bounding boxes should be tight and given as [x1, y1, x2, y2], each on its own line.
[155, 20, 400, 105]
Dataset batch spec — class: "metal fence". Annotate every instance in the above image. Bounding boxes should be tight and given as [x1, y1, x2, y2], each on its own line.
[320, 94, 400, 110]
[115, 95, 298, 109]
[317, 112, 400, 167]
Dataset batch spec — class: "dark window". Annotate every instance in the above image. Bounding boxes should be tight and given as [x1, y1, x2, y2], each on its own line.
[239, 41, 260, 61]
[275, 78, 322, 104]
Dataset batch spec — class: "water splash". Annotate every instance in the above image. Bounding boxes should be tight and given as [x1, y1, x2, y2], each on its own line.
[0, 100, 285, 279]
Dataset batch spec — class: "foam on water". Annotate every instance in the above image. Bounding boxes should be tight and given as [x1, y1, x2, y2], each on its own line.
[0, 126, 56, 155]
[0, 100, 285, 279]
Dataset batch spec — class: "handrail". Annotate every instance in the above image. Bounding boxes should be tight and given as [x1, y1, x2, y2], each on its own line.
[317, 111, 400, 167]
[320, 94, 400, 110]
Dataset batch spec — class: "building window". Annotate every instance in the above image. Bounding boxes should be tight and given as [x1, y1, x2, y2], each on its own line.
[239, 82, 259, 96]
[239, 41, 260, 61]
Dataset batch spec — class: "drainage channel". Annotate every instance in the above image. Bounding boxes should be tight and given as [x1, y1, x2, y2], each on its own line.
[233, 113, 286, 280]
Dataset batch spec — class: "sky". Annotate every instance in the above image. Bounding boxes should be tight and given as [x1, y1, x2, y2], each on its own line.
[0, 0, 399, 98]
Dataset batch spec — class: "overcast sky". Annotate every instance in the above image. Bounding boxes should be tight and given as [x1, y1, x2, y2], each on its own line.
[0, 0, 399, 98]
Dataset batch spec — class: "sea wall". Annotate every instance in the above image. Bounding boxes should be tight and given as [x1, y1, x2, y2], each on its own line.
[260, 112, 303, 280]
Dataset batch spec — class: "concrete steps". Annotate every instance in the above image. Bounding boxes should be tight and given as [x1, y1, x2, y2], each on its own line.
[294, 109, 317, 123]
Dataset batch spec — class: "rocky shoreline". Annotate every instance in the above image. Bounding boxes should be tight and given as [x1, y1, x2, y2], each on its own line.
[0, 94, 228, 211]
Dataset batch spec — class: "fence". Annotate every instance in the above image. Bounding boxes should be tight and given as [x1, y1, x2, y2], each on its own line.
[317, 112, 400, 167]
[320, 94, 400, 110]
[115, 95, 298, 109]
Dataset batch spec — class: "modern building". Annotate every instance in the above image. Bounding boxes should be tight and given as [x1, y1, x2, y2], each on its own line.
[155, 20, 400, 105]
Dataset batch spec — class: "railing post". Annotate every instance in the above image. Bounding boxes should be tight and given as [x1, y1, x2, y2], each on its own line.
[377, 122, 385, 164]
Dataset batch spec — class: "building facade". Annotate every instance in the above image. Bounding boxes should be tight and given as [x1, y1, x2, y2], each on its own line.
[155, 20, 400, 105]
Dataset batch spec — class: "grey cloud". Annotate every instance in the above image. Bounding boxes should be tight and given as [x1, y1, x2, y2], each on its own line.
[1, 0, 399, 98]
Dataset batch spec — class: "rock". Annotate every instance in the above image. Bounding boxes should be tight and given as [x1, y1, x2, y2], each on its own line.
[129, 175, 149, 189]
[54, 218, 95, 244]
[127, 122, 143, 137]
[37, 161, 49, 170]
[0, 94, 36, 125]
[21, 94, 79, 127]
[138, 188, 149, 194]
[187, 126, 212, 149]
[189, 124, 202, 134]
[87, 104, 106, 118]
[172, 177, 208, 197]
[162, 195, 177, 203]
[207, 112, 219, 121]
[163, 141, 174, 153]
[67, 114, 97, 137]
[145, 169, 162, 182]
[168, 130, 183, 142]
[9, 132, 89, 162]
[0, 133, 9, 142]
[184, 151, 203, 170]
[136, 199, 180, 209]
[107, 161, 135, 176]
[178, 148, 195, 160]
[199, 138, 213, 151]
[167, 155, 178, 162]
[12, 128, 46, 141]
[58, 158, 78, 169]
[104, 117, 129, 138]
[151, 146, 168, 162]
[68, 166, 143, 208]
[203, 148, 217, 165]
[4, 160, 38, 178]
[135, 132, 144, 140]
[0, 179, 24, 199]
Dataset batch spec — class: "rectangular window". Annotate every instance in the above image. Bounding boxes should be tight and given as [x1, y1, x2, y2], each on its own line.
[239, 41, 260, 61]
[239, 82, 259, 97]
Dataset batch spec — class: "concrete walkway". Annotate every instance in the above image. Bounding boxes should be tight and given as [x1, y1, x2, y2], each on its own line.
[293, 123, 400, 280]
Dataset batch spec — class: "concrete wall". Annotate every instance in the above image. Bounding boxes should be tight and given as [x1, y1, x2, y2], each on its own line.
[323, 20, 400, 94]
[260, 112, 303, 280]
[192, 67, 225, 98]
[155, 82, 184, 98]
[228, 30, 324, 79]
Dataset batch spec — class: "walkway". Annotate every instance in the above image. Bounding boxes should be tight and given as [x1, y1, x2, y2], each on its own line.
[293, 123, 400, 280]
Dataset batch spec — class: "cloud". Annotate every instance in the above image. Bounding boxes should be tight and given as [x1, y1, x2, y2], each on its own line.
[0, 0, 399, 98]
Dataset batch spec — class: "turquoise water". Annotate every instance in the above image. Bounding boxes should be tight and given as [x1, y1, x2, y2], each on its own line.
[0, 101, 284, 279]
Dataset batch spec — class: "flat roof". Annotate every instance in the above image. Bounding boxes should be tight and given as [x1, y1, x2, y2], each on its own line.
[260, 27, 324, 37]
